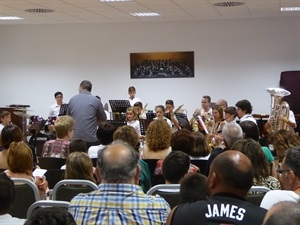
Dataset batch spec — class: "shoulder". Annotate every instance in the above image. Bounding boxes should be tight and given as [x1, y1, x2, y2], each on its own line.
[260, 190, 300, 210]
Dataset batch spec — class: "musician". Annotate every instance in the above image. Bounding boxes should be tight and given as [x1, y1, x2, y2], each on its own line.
[134, 101, 147, 119]
[224, 106, 237, 124]
[235, 99, 257, 124]
[49, 91, 64, 117]
[0, 111, 11, 135]
[128, 86, 142, 106]
[206, 106, 225, 148]
[154, 105, 172, 129]
[194, 95, 213, 121]
[215, 99, 228, 110]
[165, 100, 180, 132]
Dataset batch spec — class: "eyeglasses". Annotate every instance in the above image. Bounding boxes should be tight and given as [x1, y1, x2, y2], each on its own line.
[276, 168, 290, 175]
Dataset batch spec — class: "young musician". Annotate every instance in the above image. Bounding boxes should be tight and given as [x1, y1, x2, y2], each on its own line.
[235, 99, 257, 124]
[126, 107, 141, 137]
[206, 106, 225, 148]
[49, 91, 64, 117]
[165, 100, 180, 132]
[194, 95, 213, 121]
[133, 102, 147, 119]
[224, 106, 237, 124]
[0, 111, 11, 135]
[128, 86, 141, 106]
[154, 105, 172, 129]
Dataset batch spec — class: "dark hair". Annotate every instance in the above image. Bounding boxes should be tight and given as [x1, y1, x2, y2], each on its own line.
[180, 173, 208, 203]
[97, 122, 116, 145]
[0, 173, 15, 214]
[235, 99, 253, 114]
[128, 86, 136, 92]
[25, 207, 76, 225]
[0, 124, 23, 149]
[0, 111, 11, 120]
[213, 105, 224, 120]
[165, 100, 174, 106]
[54, 91, 63, 98]
[69, 138, 87, 153]
[231, 139, 269, 181]
[171, 129, 195, 155]
[284, 146, 300, 177]
[80, 80, 92, 92]
[155, 105, 165, 113]
[202, 95, 211, 103]
[224, 106, 237, 117]
[162, 151, 190, 184]
[239, 120, 259, 141]
[192, 132, 211, 157]
[133, 101, 143, 108]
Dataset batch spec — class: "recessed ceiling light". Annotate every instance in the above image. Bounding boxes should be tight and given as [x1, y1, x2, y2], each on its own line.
[0, 16, 23, 20]
[213, 1, 245, 7]
[25, 8, 55, 13]
[281, 7, 300, 12]
[130, 12, 160, 17]
[100, 0, 133, 2]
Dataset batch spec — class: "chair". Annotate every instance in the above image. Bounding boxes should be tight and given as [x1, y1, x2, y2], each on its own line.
[190, 159, 208, 176]
[9, 178, 40, 219]
[246, 186, 271, 206]
[147, 184, 180, 209]
[45, 169, 65, 189]
[53, 179, 98, 201]
[26, 200, 70, 219]
[38, 157, 66, 170]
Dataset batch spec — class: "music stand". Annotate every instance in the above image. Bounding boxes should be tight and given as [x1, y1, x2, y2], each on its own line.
[174, 113, 193, 132]
[139, 119, 153, 135]
[146, 112, 156, 120]
[109, 100, 131, 120]
[164, 112, 171, 120]
[58, 104, 68, 116]
[106, 120, 127, 129]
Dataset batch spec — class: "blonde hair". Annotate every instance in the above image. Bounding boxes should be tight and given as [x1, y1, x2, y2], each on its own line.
[126, 107, 137, 121]
[7, 142, 33, 173]
[146, 120, 171, 151]
[64, 152, 95, 183]
[54, 115, 75, 139]
[113, 125, 139, 149]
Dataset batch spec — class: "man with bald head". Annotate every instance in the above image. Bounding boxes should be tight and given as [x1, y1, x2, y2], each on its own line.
[69, 141, 170, 225]
[167, 150, 267, 225]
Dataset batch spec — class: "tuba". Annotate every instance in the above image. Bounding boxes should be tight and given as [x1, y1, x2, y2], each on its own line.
[266, 87, 290, 133]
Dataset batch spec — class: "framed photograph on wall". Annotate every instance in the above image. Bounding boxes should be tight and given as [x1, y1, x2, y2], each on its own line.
[130, 51, 194, 79]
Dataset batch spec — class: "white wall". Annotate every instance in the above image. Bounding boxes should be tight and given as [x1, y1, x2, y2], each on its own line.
[0, 17, 299, 119]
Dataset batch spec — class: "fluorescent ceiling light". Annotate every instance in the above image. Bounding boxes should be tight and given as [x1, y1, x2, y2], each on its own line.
[281, 7, 300, 11]
[0, 16, 23, 20]
[100, 0, 133, 2]
[130, 12, 160, 17]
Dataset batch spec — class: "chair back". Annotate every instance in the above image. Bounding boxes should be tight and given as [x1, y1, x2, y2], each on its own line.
[53, 179, 98, 201]
[246, 186, 271, 206]
[9, 178, 40, 219]
[147, 184, 180, 209]
[45, 169, 65, 189]
[26, 200, 70, 219]
[190, 159, 208, 176]
[38, 157, 66, 170]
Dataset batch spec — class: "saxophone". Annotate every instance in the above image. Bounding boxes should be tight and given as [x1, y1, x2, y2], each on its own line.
[266, 87, 290, 134]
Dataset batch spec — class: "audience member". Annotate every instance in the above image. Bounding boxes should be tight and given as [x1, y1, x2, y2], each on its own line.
[260, 146, 300, 209]
[162, 151, 190, 184]
[113, 125, 151, 193]
[42, 115, 74, 158]
[263, 201, 300, 225]
[191, 132, 211, 159]
[67, 80, 106, 148]
[88, 122, 116, 158]
[0, 173, 26, 225]
[48, 91, 64, 117]
[180, 173, 208, 203]
[25, 207, 76, 225]
[167, 150, 267, 225]
[69, 138, 87, 153]
[69, 141, 170, 224]
[0, 125, 23, 169]
[231, 139, 280, 190]
[235, 99, 257, 124]
[0, 110, 11, 135]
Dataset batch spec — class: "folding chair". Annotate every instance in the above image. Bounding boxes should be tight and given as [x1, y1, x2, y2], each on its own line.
[246, 186, 271, 206]
[147, 184, 180, 209]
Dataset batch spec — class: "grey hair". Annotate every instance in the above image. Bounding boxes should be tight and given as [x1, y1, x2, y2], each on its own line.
[222, 123, 243, 149]
[97, 140, 139, 183]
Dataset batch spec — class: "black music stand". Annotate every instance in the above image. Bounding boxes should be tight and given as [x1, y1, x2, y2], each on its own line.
[58, 104, 68, 116]
[109, 100, 131, 120]
[164, 112, 171, 120]
[146, 112, 156, 120]
[106, 120, 127, 129]
[139, 119, 153, 135]
[175, 113, 193, 131]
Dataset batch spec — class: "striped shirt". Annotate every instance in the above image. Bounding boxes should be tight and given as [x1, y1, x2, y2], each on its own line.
[69, 183, 170, 225]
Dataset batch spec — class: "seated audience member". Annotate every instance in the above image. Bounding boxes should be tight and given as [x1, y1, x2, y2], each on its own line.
[0, 173, 26, 225]
[191, 132, 212, 160]
[260, 146, 300, 210]
[162, 151, 190, 184]
[224, 106, 237, 123]
[69, 141, 170, 224]
[180, 173, 208, 203]
[231, 139, 280, 190]
[263, 201, 300, 225]
[69, 138, 87, 153]
[142, 119, 172, 159]
[205, 123, 243, 176]
[42, 115, 74, 158]
[88, 122, 116, 158]
[25, 207, 76, 225]
[268, 129, 300, 163]
[0, 111, 11, 135]
[0, 125, 23, 169]
[167, 151, 267, 225]
[64, 152, 96, 183]
[5, 142, 48, 199]
[113, 125, 151, 193]
[235, 99, 257, 124]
